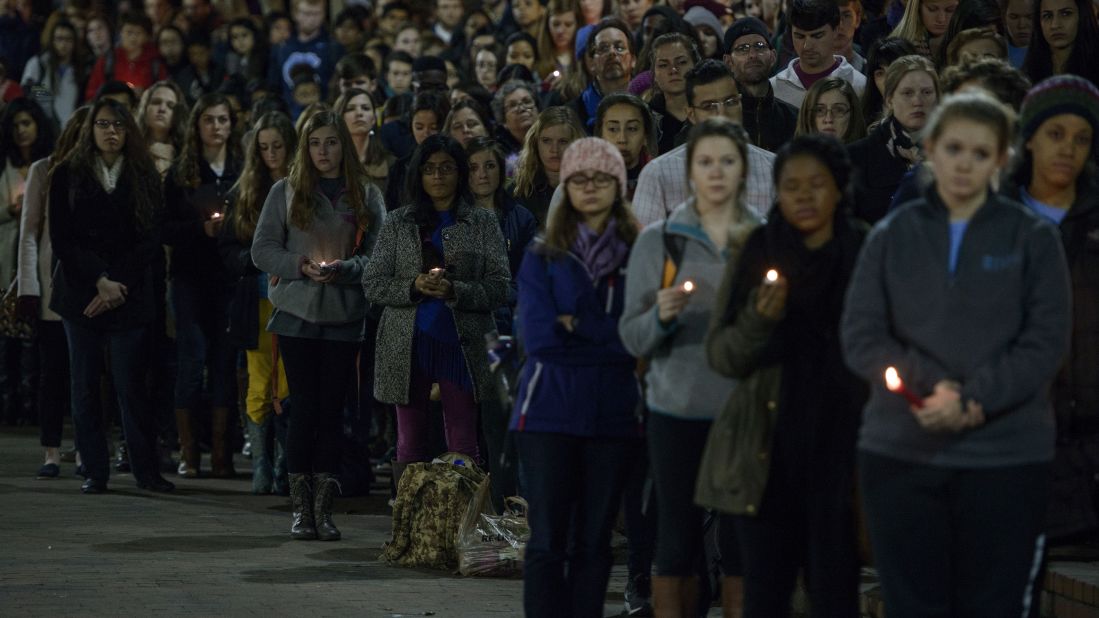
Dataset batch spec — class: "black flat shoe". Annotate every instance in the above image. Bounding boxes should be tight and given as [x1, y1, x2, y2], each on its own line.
[36, 463, 60, 479]
[137, 475, 175, 493]
[81, 479, 107, 494]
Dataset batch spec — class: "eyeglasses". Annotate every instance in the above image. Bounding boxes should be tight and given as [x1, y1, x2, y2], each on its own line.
[592, 43, 629, 57]
[505, 98, 536, 113]
[422, 163, 458, 176]
[566, 172, 615, 189]
[695, 96, 742, 112]
[812, 104, 851, 118]
[732, 41, 770, 56]
[93, 119, 126, 131]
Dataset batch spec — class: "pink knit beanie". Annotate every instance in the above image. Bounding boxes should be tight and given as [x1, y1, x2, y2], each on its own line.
[559, 137, 628, 196]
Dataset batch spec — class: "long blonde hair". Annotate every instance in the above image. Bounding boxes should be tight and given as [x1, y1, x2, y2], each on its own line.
[890, 0, 937, 50]
[232, 112, 297, 242]
[287, 111, 370, 232]
[512, 106, 585, 198]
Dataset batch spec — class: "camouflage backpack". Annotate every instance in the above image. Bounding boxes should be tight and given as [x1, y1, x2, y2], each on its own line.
[381, 453, 486, 569]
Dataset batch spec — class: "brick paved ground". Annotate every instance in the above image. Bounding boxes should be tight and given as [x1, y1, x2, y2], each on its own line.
[0, 425, 651, 617]
[9, 423, 1098, 617]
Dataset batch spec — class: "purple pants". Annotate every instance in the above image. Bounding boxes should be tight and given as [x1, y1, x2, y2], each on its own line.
[396, 366, 480, 463]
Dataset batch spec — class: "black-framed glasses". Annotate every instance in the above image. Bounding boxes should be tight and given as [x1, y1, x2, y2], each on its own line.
[732, 41, 769, 56]
[566, 172, 615, 189]
[812, 104, 851, 118]
[695, 96, 742, 112]
[93, 119, 126, 131]
[505, 98, 536, 113]
[422, 163, 458, 177]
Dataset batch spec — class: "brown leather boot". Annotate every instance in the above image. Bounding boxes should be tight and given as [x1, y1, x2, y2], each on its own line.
[210, 407, 237, 478]
[721, 576, 745, 618]
[174, 408, 199, 478]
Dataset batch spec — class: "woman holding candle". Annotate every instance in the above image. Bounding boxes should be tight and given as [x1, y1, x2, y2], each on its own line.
[219, 111, 298, 495]
[48, 97, 173, 494]
[509, 137, 640, 618]
[841, 92, 1071, 617]
[620, 119, 760, 616]
[365, 134, 509, 488]
[1000, 75, 1099, 542]
[162, 93, 244, 480]
[707, 133, 868, 616]
[252, 110, 386, 540]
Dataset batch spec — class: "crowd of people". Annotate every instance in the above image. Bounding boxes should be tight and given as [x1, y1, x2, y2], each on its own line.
[1, 0, 1097, 615]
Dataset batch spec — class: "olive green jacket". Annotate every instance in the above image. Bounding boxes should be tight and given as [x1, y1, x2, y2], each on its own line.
[696, 271, 783, 516]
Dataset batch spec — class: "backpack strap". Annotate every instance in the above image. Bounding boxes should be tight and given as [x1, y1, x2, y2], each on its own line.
[660, 219, 687, 289]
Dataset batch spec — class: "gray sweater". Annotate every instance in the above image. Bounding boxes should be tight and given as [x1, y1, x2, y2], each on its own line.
[619, 200, 758, 421]
[251, 178, 385, 340]
[841, 191, 1071, 467]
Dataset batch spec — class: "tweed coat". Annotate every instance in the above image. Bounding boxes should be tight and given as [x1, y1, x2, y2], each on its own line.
[364, 200, 511, 405]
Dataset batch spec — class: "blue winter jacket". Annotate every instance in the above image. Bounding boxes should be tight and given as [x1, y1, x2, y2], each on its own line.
[509, 240, 641, 438]
[493, 199, 538, 335]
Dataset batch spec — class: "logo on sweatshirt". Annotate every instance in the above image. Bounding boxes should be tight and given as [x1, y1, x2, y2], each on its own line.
[981, 253, 1022, 272]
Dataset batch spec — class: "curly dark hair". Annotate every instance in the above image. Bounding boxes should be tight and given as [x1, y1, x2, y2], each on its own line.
[53, 97, 162, 232]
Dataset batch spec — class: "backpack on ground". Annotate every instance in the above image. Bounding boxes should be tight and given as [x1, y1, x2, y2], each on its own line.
[381, 453, 486, 569]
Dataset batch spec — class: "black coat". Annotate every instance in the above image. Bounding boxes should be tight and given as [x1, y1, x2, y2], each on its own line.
[217, 190, 261, 350]
[48, 161, 160, 331]
[1003, 178, 1099, 539]
[739, 87, 798, 153]
[161, 156, 242, 286]
[848, 121, 911, 225]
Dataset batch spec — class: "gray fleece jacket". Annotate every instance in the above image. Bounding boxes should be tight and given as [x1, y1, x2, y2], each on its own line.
[251, 178, 385, 333]
[841, 190, 1071, 467]
[619, 200, 759, 421]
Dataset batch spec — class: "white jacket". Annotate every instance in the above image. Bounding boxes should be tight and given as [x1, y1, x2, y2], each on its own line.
[769, 55, 867, 110]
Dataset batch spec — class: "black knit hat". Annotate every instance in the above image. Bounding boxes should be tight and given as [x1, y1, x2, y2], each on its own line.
[1020, 75, 1099, 149]
[723, 17, 770, 55]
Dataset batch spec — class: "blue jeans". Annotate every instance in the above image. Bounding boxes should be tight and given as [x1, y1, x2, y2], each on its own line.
[63, 319, 156, 485]
[171, 280, 235, 409]
[517, 431, 636, 618]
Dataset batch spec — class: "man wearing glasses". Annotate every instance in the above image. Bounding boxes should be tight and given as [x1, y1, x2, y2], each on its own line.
[632, 59, 776, 226]
[570, 18, 636, 130]
[724, 17, 798, 152]
[769, 0, 866, 108]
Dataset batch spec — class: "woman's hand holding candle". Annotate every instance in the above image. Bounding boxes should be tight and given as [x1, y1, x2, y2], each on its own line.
[656, 283, 692, 324]
[913, 381, 986, 432]
[303, 258, 339, 283]
[756, 270, 788, 320]
[203, 212, 224, 238]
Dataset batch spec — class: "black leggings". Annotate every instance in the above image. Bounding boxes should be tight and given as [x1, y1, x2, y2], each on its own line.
[37, 320, 70, 448]
[648, 412, 740, 577]
[278, 335, 359, 474]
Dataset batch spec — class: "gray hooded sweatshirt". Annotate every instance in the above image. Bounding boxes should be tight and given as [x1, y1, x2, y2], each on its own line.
[619, 199, 759, 421]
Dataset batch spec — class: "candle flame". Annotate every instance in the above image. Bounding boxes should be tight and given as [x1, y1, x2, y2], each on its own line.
[765, 269, 779, 283]
[682, 281, 694, 293]
[319, 261, 327, 267]
[884, 366, 902, 391]
[211, 212, 222, 219]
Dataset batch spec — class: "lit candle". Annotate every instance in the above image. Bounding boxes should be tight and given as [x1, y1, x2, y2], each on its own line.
[318, 261, 328, 268]
[552, 70, 561, 78]
[211, 212, 222, 220]
[765, 269, 779, 283]
[681, 280, 694, 294]
[884, 366, 922, 407]
[429, 267, 444, 277]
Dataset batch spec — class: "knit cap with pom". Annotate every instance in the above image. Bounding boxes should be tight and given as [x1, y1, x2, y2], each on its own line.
[1020, 75, 1099, 149]
[559, 137, 628, 196]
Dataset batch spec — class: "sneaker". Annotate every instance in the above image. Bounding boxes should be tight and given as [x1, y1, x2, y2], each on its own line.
[624, 573, 653, 617]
